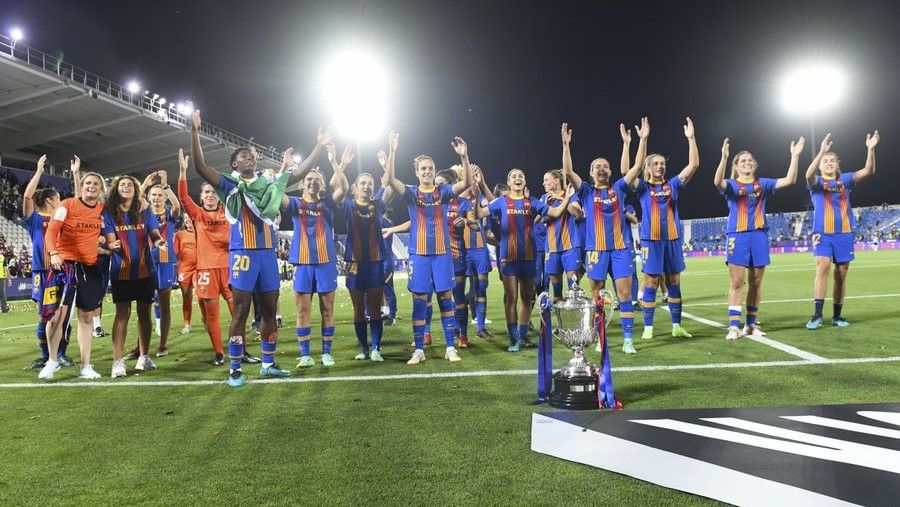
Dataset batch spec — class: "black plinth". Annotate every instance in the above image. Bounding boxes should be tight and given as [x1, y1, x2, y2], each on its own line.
[548, 372, 599, 410]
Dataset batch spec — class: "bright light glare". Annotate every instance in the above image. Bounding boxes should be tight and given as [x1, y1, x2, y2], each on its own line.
[292, 154, 301, 164]
[10, 28, 24, 42]
[781, 64, 845, 114]
[127, 80, 141, 94]
[158, 97, 166, 105]
[177, 101, 194, 115]
[320, 50, 387, 140]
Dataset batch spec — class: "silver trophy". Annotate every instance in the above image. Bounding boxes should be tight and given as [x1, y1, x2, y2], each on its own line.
[546, 285, 616, 410]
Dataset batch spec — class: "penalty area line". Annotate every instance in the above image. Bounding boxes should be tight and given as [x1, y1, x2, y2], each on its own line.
[1, 356, 898, 389]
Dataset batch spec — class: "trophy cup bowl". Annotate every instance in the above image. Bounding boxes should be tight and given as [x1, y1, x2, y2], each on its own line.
[548, 285, 603, 410]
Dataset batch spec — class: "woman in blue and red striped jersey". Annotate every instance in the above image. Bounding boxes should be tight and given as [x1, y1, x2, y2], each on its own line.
[385, 132, 473, 365]
[628, 118, 700, 341]
[460, 165, 494, 339]
[540, 169, 582, 300]
[804, 131, 879, 329]
[714, 136, 805, 340]
[284, 154, 346, 369]
[484, 168, 573, 352]
[334, 144, 389, 362]
[562, 120, 648, 354]
[144, 170, 181, 357]
[102, 175, 167, 378]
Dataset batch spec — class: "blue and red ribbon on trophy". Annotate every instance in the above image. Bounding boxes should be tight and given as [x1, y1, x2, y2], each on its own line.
[595, 299, 623, 410]
[536, 293, 553, 403]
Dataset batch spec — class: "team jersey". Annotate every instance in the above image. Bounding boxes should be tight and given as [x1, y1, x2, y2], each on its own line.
[541, 192, 582, 253]
[178, 180, 230, 269]
[219, 174, 277, 251]
[102, 208, 160, 281]
[634, 176, 683, 241]
[809, 173, 856, 234]
[533, 219, 547, 254]
[623, 204, 636, 251]
[445, 196, 466, 260]
[459, 196, 488, 251]
[151, 208, 177, 264]
[577, 179, 630, 251]
[25, 211, 52, 272]
[340, 188, 385, 263]
[487, 195, 551, 261]
[381, 216, 396, 268]
[722, 178, 777, 233]
[287, 194, 336, 265]
[401, 184, 456, 255]
[46, 197, 104, 265]
[174, 229, 197, 274]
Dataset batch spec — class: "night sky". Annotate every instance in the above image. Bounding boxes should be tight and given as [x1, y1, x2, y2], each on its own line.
[3, 0, 898, 219]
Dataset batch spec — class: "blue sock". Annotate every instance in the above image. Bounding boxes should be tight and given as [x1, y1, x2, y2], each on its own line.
[507, 322, 517, 345]
[353, 321, 368, 351]
[37, 320, 49, 360]
[746, 306, 758, 327]
[322, 326, 334, 354]
[261, 333, 277, 366]
[297, 327, 311, 356]
[154, 303, 161, 320]
[228, 337, 243, 372]
[728, 306, 742, 328]
[667, 283, 682, 324]
[425, 298, 433, 336]
[438, 296, 457, 347]
[833, 303, 843, 319]
[476, 278, 488, 331]
[453, 280, 468, 337]
[412, 296, 427, 349]
[552, 281, 563, 300]
[630, 271, 639, 305]
[642, 286, 657, 326]
[814, 299, 824, 317]
[58, 323, 72, 356]
[369, 319, 383, 350]
[518, 324, 528, 344]
[385, 279, 397, 318]
[619, 300, 634, 340]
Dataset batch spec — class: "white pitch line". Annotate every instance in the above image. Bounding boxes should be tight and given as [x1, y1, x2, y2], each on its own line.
[685, 259, 900, 275]
[670, 309, 829, 363]
[1, 356, 897, 389]
[686, 293, 900, 307]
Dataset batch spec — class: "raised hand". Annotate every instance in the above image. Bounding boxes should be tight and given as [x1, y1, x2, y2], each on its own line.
[178, 148, 189, 172]
[158, 170, 168, 185]
[721, 138, 730, 158]
[326, 144, 337, 167]
[388, 131, 399, 152]
[339, 145, 354, 169]
[37, 154, 47, 173]
[683, 117, 695, 139]
[70, 155, 81, 173]
[451, 136, 468, 157]
[790, 136, 806, 156]
[866, 130, 880, 149]
[619, 123, 631, 144]
[191, 110, 202, 131]
[318, 126, 335, 148]
[376, 149, 387, 168]
[472, 164, 483, 185]
[636, 117, 650, 139]
[281, 147, 295, 168]
[820, 133, 833, 153]
[562, 123, 573, 144]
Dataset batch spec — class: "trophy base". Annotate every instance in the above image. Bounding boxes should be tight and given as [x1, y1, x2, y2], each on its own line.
[548, 372, 599, 410]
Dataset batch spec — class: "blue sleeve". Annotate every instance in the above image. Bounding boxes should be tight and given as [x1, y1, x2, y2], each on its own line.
[286, 196, 299, 216]
[613, 178, 630, 196]
[577, 181, 591, 201]
[760, 178, 777, 196]
[218, 174, 235, 193]
[373, 186, 385, 202]
[487, 198, 501, 220]
[439, 184, 456, 203]
[402, 185, 416, 205]
[720, 179, 735, 197]
[457, 199, 472, 216]
[144, 209, 161, 231]
[101, 211, 115, 235]
[531, 196, 550, 216]
[807, 175, 823, 192]
[340, 197, 355, 218]
[669, 175, 683, 191]
[842, 172, 855, 189]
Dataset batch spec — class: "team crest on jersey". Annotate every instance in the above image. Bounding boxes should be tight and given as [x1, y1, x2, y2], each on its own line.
[532, 402, 899, 506]
[823, 179, 846, 193]
[737, 180, 762, 198]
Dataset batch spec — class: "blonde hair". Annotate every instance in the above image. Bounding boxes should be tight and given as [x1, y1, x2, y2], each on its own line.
[80, 171, 108, 199]
[819, 151, 842, 176]
[730, 150, 758, 180]
[643, 153, 665, 181]
[413, 154, 435, 170]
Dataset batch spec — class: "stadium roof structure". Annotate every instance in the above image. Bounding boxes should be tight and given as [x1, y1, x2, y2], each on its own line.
[0, 33, 282, 186]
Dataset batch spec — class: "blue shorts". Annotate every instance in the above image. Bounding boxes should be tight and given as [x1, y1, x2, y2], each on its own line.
[813, 232, 855, 263]
[293, 262, 337, 294]
[465, 249, 492, 276]
[585, 249, 634, 281]
[345, 260, 384, 290]
[156, 262, 176, 290]
[500, 258, 537, 279]
[545, 247, 583, 275]
[408, 254, 454, 294]
[452, 255, 467, 276]
[640, 239, 685, 275]
[230, 249, 280, 293]
[31, 271, 48, 304]
[726, 230, 770, 267]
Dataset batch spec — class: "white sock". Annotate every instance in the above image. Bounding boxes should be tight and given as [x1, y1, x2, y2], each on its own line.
[261, 362, 273, 369]
[93, 316, 101, 328]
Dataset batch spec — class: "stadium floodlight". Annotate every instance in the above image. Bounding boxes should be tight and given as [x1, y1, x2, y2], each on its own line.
[126, 80, 141, 94]
[177, 101, 194, 115]
[158, 97, 166, 105]
[780, 64, 845, 114]
[320, 49, 388, 140]
[292, 154, 301, 164]
[10, 27, 24, 42]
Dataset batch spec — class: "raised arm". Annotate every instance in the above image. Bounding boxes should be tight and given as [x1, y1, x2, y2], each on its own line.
[806, 133, 832, 186]
[158, 170, 181, 217]
[330, 144, 352, 203]
[473, 165, 494, 201]
[383, 220, 411, 237]
[713, 138, 730, 191]
[450, 137, 472, 196]
[139, 172, 156, 196]
[288, 126, 334, 186]
[377, 153, 396, 204]
[385, 131, 405, 195]
[619, 123, 632, 176]
[677, 117, 700, 184]
[776, 136, 806, 190]
[177, 148, 202, 220]
[190, 111, 222, 186]
[545, 186, 575, 219]
[623, 117, 650, 187]
[561, 123, 583, 189]
[71, 155, 81, 199]
[22, 154, 47, 217]
[853, 130, 880, 184]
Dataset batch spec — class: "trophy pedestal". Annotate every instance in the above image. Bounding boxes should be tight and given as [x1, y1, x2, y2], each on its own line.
[548, 372, 598, 410]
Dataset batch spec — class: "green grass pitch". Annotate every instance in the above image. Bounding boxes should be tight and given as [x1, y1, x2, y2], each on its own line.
[0, 251, 898, 505]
